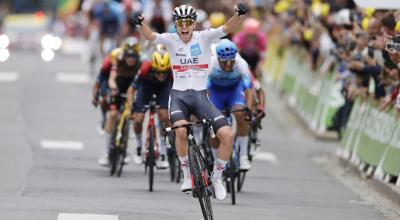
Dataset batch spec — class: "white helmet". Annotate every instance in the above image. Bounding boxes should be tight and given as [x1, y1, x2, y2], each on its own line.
[172, 5, 197, 21]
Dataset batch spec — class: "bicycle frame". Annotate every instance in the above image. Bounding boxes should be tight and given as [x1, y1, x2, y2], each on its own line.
[145, 108, 159, 160]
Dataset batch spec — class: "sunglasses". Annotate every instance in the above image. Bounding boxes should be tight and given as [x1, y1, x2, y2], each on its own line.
[219, 59, 236, 66]
[175, 19, 194, 27]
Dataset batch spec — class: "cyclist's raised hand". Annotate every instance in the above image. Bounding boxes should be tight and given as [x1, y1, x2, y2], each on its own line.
[235, 3, 248, 16]
[131, 12, 144, 26]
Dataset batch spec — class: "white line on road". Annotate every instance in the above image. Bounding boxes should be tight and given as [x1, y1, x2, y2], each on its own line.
[253, 151, 279, 165]
[56, 72, 90, 84]
[0, 72, 18, 82]
[41, 140, 84, 150]
[57, 213, 118, 220]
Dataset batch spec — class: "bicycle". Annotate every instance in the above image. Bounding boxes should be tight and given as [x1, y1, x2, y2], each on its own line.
[163, 117, 216, 220]
[166, 131, 182, 183]
[142, 94, 162, 192]
[109, 94, 130, 177]
[221, 108, 251, 205]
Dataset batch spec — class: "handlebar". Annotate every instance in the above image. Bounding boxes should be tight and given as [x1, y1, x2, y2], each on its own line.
[163, 118, 216, 139]
[221, 107, 252, 121]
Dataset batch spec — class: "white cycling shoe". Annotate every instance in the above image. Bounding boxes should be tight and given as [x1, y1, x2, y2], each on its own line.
[157, 155, 169, 169]
[133, 153, 143, 165]
[123, 154, 132, 164]
[181, 177, 192, 193]
[211, 175, 226, 201]
[240, 155, 251, 171]
[98, 153, 109, 167]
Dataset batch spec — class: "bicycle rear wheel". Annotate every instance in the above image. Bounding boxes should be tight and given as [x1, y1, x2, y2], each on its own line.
[229, 157, 236, 205]
[189, 145, 213, 220]
[167, 148, 176, 182]
[237, 170, 246, 192]
[148, 127, 155, 192]
[117, 118, 129, 177]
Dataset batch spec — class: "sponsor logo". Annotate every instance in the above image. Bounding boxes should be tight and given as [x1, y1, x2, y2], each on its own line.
[179, 57, 199, 64]
[170, 110, 183, 115]
[214, 115, 225, 121]
[172, 64, 208, 72]
[190, 44, 201, 56]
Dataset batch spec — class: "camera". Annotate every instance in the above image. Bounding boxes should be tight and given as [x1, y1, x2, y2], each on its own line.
[385, 42, 400, 53]
[386, 35, 400, 52]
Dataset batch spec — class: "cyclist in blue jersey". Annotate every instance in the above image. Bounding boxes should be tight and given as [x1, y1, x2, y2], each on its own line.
[208, 39, 253, 170]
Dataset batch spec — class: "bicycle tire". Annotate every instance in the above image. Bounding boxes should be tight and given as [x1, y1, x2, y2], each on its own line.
[109, 148, 117, 176]
[229, 157, 236, 205]
[175, 157, 181, 183]
[117, 118, 129, 177]
[189, 145, 213, 220]
[148, 127, 155, 192]
[237, 170, 246, 192]
[168, 148, 176, 182]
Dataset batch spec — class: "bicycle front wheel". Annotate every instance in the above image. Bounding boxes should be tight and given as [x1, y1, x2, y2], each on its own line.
[189, 145, 213, 220]
[229, 157, 236, 205]
[148, 127, 155, 192]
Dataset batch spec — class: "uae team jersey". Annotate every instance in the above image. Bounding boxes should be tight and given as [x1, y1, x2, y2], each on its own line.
[153, 27, 226, 91]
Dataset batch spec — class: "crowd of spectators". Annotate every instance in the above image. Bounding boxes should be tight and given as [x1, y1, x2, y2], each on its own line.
[267, 0, 400, 137]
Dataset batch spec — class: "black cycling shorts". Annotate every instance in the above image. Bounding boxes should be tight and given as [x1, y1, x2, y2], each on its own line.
[133, 80, 172, 113]
[169, 89, 229, 132]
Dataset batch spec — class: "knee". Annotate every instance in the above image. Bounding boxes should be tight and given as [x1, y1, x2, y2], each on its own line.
[175, 128, 187, 141]
[134, 116, 144, 124]
[109, 110, 118, 119]
[218, 127, 233, 144]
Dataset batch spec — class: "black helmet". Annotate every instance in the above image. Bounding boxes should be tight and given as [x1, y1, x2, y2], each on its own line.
[172, 5, 197, 21]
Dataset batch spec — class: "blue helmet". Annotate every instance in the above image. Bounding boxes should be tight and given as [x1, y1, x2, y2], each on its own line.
[216, 39, 237, 60]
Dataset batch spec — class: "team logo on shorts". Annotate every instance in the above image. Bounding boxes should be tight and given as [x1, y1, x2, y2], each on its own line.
[190, 44, 201, 56]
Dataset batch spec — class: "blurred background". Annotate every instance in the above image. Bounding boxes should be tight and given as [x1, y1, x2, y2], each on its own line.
[0, 0, 400, 219]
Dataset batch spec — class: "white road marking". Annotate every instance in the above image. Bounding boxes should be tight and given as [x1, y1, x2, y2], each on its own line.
[253, 151, 279, 165]
[57, 213, 118, 220]
[56, 72, 90, 84]
[41, 140, 84, 150]
[0, 72, 18, 82]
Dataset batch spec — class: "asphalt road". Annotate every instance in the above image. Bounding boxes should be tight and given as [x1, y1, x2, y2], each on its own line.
[0, 51, 393, 220]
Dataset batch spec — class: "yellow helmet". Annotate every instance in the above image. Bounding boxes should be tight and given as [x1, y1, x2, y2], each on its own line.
[209, 12, 226, 28]
[122, 37, 140, 56]
[151, 46, 170, 72]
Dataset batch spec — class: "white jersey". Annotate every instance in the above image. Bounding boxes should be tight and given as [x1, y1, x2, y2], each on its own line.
[153, 27, 226, 91]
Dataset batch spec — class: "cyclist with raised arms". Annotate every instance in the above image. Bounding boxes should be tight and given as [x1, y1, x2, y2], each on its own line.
[132, 3, 247, 201]
[208, 39, 253, 170]
[127, 45, 173, 168]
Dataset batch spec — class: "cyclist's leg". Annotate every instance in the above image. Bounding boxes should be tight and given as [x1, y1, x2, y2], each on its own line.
[193, 91, 233, 200]
[230, 85, 251, 169]
[132, 84, 150, 164]
[208, 85, 229, 160]
[156, 82, 172, 163]
[98, 94, 120, 165]
[169, 90, 191, 191]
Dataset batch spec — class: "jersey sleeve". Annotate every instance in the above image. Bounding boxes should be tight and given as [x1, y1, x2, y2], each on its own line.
[131, 62, 150, 89]
[236, 55, 252, 89]
[200, 27, 226, 44]
[153, 33, 173, 46]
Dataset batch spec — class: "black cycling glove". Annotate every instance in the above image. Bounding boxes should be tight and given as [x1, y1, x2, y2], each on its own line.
[131, 12, 144, 26]
[235, 3, 248, 16]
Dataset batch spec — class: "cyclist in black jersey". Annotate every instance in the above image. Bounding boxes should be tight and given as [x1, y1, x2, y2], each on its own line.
[98, 37, 142, 166]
